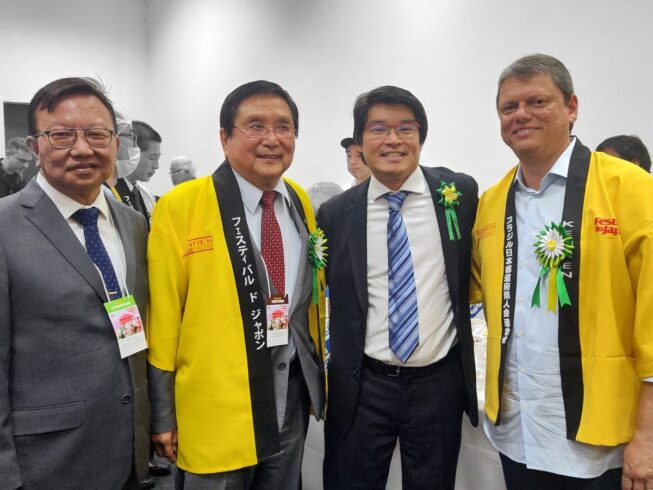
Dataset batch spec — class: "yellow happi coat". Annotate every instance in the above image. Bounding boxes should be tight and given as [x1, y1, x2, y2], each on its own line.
[147, 166, 326, 473]
[471, 145, 653, 445]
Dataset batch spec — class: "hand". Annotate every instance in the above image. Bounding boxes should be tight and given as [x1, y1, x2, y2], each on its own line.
[622, 432, 653, 490]
[151, 429, 178, 464]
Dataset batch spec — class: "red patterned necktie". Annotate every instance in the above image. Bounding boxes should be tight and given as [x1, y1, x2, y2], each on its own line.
[260, 190, 285, 295]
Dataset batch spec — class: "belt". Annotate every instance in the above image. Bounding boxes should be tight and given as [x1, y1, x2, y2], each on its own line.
[362, 344, 459, 378]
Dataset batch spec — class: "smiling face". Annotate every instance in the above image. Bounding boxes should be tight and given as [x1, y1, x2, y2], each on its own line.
[32, 94, 117, 204]
[361, 104, 421, 190]
[220, 94, 295, 191]
[497, 73, 578, 169]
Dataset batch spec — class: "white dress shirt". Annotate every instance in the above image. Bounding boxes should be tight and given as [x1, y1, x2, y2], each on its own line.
[484, 139, 624, 477]
[365, 167, 457, 366]
[36, 173, 128, 298]
[232, 170, 301, 310]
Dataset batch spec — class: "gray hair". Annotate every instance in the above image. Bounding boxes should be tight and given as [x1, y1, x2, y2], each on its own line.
[307, 182, 343, 215]
[170, 155, 195, 172]
[6, 137, 29, 155]
[497, 54, 574, 106]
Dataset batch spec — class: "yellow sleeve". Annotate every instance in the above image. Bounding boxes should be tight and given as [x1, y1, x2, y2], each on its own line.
[147, 194, 187, 372]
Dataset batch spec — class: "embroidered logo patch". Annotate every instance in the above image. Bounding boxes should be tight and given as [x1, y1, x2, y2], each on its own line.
[594, 217, 619, 236]
[476, 222, 496, 241]
[184, 235, 214, 256]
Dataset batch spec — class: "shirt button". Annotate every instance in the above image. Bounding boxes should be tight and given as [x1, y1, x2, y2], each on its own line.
[278, 363, 287, 371]
[517, 330, 524, 337]
[121, 394, 132, 404]
[517, 297, 525, 304]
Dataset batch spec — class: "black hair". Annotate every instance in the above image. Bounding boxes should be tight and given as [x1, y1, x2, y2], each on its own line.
[353, 85, 428, 145]
[132, 120, 162, 152]
[28, 77, 117, 135]
[220, 80, 299, 137]
[597, 135, 651, 173]
[219, 80, 299, 138]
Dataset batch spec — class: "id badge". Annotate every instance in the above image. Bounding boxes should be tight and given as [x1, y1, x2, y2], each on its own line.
[104, 295, 148, 358]
[266, 294, 289, 347]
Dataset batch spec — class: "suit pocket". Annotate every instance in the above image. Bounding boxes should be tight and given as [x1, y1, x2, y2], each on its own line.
[12, 401, 86, 436]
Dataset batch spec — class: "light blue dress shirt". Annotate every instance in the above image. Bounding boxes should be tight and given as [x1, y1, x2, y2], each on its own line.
[484, 139, 624, 478]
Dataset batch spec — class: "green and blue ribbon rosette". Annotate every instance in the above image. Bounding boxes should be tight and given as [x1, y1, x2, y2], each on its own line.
[308, 228, 327, 304]
[436, 181, 462, 240]
[531, 222, 574, 312]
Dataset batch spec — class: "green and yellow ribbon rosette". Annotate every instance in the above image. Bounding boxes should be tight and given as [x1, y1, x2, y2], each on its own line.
[308, 228, 328, 304]
[436, 181, 462, 240]
[531, 222, 574, 312]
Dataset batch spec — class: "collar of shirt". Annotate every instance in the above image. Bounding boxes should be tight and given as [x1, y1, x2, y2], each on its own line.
[36, 172, 111, 220]
[515, 137, 575, 194]
[367, 165, 426, 201]
[232, 168, 293, 213]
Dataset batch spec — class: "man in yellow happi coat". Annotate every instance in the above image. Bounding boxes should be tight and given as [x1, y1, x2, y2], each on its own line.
[147, 81, 326, 490]
[471, 54, 653, 489]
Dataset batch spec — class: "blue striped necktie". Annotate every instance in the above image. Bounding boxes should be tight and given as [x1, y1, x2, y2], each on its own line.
[72, 207, 122, 301]
[384, 191, 419, 363]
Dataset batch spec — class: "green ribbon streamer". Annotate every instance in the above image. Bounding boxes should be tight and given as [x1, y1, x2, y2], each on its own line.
[531, 265, 550, 308]
[311, 267, 319, 305]
[445, 208, 461, 241]
[556, 267, 571, 307]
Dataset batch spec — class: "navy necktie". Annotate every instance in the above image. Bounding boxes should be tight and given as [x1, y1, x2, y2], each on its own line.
[72, 207, 122, 301]
[384, 191, 419, 362]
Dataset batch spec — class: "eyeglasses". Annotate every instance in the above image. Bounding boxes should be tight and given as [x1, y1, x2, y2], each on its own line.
[364, 122, 421, 139]
[169, 168, 188, 175]
[32, 128, 115, 149]
[233, 122, 295, 139]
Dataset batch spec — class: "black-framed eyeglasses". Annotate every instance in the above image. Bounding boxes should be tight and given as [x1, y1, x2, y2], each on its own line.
[233, 122, 295, 139]
[32, 128, 115, 149]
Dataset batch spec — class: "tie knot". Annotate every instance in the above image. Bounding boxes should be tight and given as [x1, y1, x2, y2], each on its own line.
[385, 191, 408, 212]
[72, 207, 100, 227]
[261, 190, 277, 209]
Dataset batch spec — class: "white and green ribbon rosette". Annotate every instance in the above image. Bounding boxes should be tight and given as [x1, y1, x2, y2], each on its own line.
[531, 222, 574, 312]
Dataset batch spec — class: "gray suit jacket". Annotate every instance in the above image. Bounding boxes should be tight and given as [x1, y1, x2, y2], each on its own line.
[0, 180, 150, 489]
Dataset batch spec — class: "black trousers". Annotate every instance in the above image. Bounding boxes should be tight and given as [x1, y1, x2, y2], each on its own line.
[324, 347, 466, 490]
[500, 453, 622, 490]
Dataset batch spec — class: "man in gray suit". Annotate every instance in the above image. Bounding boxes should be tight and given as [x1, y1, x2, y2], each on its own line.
[147, 80, 326, 490]
[0, 77, 150, 489]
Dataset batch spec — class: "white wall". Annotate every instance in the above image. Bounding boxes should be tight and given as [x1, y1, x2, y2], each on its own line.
[143, 0, 653, 195]
[0, 0, 148, 153]
[2, 0, 652, 195]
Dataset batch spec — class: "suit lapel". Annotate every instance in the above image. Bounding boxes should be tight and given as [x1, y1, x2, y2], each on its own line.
[423, 167, 460, 309]
[287, 202, 310, 319]
[109, 199, 137, 296]
[347, 181, 369, 313]
[20, 180, 108, 301]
